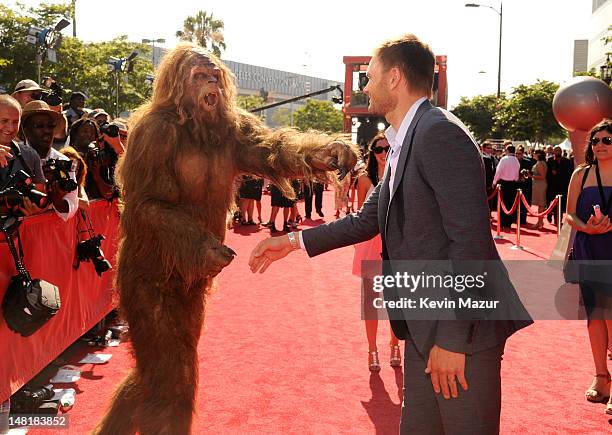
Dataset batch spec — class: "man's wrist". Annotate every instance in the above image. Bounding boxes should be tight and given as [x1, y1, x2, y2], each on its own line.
[287, 232, 300, 250]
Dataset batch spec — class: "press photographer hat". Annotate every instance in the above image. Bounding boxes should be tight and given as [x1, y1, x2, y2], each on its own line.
[13, 79, 42, 94]
[21, 100, 64, 125]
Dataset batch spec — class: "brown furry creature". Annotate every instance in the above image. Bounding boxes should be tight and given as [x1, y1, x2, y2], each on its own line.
[93, 43, 357, 435]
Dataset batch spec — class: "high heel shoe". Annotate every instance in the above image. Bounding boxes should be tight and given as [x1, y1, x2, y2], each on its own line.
[390, 344, 401, 367]
[585, 373, 611, 402]
[368, 350, 381, 372]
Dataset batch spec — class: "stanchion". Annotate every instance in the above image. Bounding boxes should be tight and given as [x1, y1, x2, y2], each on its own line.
[511, 188, 524, 250]
[556, 194, 562, 236]
[494, 185, 503, 240]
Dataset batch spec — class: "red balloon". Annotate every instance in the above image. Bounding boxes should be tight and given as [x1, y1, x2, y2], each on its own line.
[552, 76, 612, 132]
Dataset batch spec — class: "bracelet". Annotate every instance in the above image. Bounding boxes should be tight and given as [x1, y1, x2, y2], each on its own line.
[287, 232, 300, 250]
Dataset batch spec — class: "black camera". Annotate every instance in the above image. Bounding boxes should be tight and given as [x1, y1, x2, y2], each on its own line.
[99, 121, 119, 138]
[10, 385, 54, 414]
[0, 170, 48, 209]
[43, 158, 78, 192]
[76, 234, 112, 276]
[39, 78, 63, 107]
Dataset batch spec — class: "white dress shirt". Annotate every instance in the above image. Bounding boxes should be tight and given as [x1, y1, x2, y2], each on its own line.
[491, 154, 520, 187]
[298, 97, 427, 249]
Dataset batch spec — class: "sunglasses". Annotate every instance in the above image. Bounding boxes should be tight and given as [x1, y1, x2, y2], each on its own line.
[591, 136, 612, 146]
[372, 145, 390, 154]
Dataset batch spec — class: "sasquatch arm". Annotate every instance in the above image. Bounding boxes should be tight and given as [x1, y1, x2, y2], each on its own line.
[233, 110, 354, 197]
[126, 199, 231, 286]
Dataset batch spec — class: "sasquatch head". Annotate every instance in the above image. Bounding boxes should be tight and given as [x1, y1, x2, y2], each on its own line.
[151, 43, 238, 125]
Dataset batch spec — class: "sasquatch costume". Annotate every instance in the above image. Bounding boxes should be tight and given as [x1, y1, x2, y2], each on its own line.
[94, 43, 357, 435]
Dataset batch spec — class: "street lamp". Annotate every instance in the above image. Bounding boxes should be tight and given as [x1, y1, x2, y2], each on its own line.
[141, 38, 165, 68]
[466, 2, 503, 98]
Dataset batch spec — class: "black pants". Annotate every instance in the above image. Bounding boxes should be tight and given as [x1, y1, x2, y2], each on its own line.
[498, 180, 519, 228]
[303, 182, 323, 216]
[400, 337, 505, 435]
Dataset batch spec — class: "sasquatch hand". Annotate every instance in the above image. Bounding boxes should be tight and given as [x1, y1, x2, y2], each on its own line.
[308, 140, 358, 180]
[205, 243, 237, 278]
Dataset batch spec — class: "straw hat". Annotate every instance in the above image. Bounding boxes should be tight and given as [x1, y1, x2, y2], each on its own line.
[21, 100, 65, 138]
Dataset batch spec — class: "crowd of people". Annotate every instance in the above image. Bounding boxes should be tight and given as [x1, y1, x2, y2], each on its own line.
[483, 140, 574, 230]
[0, 78, 127, 224]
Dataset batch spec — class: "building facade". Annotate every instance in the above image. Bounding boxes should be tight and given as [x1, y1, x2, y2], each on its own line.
[588, 0, 611, 72]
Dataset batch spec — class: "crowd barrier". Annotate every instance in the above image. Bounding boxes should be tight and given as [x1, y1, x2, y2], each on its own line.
[491, 184, 562, 250]
[0, 200, 119, 403]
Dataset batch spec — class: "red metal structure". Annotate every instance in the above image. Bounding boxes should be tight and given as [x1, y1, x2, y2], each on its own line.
[342, 55, 448, 146]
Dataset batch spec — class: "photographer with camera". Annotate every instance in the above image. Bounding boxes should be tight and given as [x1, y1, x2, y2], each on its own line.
[21, 100, 78, 221]
[68, 117, 120, 200]
[0, 95, 47, 218]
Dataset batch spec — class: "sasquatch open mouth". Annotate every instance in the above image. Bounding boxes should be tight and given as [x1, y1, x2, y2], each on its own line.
[204, 92, 218, 108]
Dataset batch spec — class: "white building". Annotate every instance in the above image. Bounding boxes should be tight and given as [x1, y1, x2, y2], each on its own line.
[587, 0, 612, 72]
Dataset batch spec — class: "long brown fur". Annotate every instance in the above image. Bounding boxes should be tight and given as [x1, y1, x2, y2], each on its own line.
[93, 43, 356, 435]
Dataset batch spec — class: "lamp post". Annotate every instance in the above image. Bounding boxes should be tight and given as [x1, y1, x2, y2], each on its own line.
[141, 38, 165, 69]
[466, 2, 503, 98]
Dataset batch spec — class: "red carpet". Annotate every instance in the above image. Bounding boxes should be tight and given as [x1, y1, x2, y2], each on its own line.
[29, 191, 612, 434]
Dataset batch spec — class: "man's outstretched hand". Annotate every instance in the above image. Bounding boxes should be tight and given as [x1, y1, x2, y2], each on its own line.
[249, 235, 295, 273]
[308, 140, 358, 181]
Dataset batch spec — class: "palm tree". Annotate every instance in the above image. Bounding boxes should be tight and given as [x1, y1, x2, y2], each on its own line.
[176, 10, 226, 57]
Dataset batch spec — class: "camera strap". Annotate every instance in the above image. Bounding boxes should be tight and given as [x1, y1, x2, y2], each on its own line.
[595, 163, 612, 216]
[7, 142, 34, 182]
[2, 227, 29, 279]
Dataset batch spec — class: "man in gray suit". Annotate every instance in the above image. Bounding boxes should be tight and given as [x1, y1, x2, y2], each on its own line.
[249, 34, 532, 434]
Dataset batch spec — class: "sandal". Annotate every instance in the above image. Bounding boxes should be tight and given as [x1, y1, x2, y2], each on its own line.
[368, 350, 381, 372]
[586, 373, 611, 402]
[390, 344, 401, 367]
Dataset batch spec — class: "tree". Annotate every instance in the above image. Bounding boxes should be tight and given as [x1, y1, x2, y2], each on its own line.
[236, 95, 264, 111]
[176, 10, 226, 57]
[271, 107, 292, 127]
[0, 2, 73, 91]
[0, 2, 152, 116]
[496, 80, 564, 143]
[451, 94, 502, 142]
[293, 99, 343, 133]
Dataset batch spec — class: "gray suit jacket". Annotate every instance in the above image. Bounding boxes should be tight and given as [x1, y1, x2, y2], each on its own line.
[302, 100, 532, 356]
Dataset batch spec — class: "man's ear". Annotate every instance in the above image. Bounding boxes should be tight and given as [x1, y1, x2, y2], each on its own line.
[387, 66, 402, 90]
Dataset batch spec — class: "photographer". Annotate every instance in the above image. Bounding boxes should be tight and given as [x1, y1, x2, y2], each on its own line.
[21, 100, 78, 221]
[10, 79, 42, 108]
[63, 91, 87, 127]
[59, 146, 90, 210]
[0, 95, 46, 217]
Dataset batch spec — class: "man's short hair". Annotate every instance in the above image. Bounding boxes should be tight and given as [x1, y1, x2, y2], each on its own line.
[0, 94, 22, 112]
[374, 34, 435, 97]
[516, 145, 525, 153]
[503, 140, 513, 146]
[481, 141, 492, 149]
[506, 145, 516, 154]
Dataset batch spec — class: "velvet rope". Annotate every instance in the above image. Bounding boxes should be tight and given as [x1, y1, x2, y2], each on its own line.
[519, 193, 559, 218]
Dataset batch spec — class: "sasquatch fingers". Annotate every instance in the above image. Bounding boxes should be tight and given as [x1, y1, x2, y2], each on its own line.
[204, 242, 236, 278]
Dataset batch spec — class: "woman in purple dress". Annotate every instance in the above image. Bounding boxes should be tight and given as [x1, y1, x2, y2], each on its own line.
[566, 119, 612, 414]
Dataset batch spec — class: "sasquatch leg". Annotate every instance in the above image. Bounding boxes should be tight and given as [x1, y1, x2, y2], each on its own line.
[93, 371, 139, 435]
[96, 274, 207, 435]
[129, 278, 206, 435]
